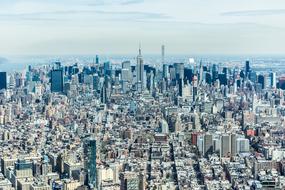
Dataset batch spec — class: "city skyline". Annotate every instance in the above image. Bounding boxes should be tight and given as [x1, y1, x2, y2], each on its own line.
[1, 0, 285, 55]
[2, 1, 285, 190]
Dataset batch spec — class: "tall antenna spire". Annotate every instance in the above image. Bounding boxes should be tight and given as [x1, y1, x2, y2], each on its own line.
[139, 43, 142, 56]
[161, 45, 165, 65]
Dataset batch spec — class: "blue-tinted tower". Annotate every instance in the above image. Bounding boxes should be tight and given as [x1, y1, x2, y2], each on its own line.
[51, 69, 63, 93]
[96, 55, 99, 64]
[84, 138, 97, 188]
[0, 72, 7, 90]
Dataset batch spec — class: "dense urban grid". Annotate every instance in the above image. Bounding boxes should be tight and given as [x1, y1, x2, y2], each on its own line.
[1, 46, 285, 190]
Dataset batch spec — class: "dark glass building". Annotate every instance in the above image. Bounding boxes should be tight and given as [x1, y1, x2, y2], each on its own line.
[0, 72, 7, 90]
[184, 68, 193, 83]
[245, 60, 250, 77]
[15, 159, 32, 170]
[205, 72, 212, 84]
[51, 69, 63, 93]
[258, 74, 265, 89]
[84, 138, 97, 188]
[96, 55, 99, 64]
[218, 73, 227, 86]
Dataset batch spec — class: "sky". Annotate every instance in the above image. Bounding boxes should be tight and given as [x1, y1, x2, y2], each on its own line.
[0, 0, 285, 55]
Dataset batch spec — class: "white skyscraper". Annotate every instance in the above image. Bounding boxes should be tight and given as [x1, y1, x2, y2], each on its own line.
[136, 46, 144, 92]
[236, 138, 250, 154]
[161, 45, 165, 65]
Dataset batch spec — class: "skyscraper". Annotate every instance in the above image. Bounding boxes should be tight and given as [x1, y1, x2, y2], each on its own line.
[178, 78, 183, 97]
[161, 45, 165, 65]
[249, 71, 257, 83]
[257, 74, 266, 89]
[120, 172, 140, 190]
[96, 55, 99, 64]
[51, 69, 63, 93]
[84, 138, 97, 188]
[245, 60, 250, 77]
[104, 61, 111, 76]
[218, 73, 227, 86]
[220, 134, 230, 157]
[174, 63, 184, 80]
[231, 134, 237, 156]
[237, 138, 250, 154]
[203, 133, 213, 158]
[0, 72, 7, 90]
[122, 61, 132, 82]
[136, 46, 144, 92]
[270, 72, 276, 88]
[163, 64, 169, 79]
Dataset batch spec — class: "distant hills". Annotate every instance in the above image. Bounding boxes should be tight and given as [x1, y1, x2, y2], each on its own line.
[0, 57, 8, 65]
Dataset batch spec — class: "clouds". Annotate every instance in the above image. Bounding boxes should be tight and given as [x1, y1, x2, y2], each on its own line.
[0, 10, 169, 23]
[0, 0, 285, 55]
[88, 0, 144, 6]
[222, 9, 285, 17]
[0, 0, 167, 23]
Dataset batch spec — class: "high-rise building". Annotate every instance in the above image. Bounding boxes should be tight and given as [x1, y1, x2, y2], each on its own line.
[161, 45, 165, 65]
[204, 134, 213, 158]
[192, 75, 198, 101]
[220, 134, 230, 157]
[197, 135, 204, 155]
[249, 71, 257, 83]
[100, 85, 107, 103]
[257, 74, 266, 89]
[231, 134, 237, 156]
[199, 61, 204, 83]
[193, 111, 201, 130]
[163, 64, 169, 79]
[212, 64, 218, 82]
[136, 46, 144, 92]
[0, 72, 7, 90]
[96, 55, 99, 64]
[245, 60, 250, 77]
[84, 138, 97, 188]
[104, 61, 111, 76]
[178, 78, 183, 97]
[55, 61, 61, 69]
[146, 70, 154, 93]
[120, 172, 140, 190]
[122, 61, 131, 69]
[205, 72, 212, 84]
[121, 61, 132, 94]
[218, 73, 227, 86]
[122, 61, 132, 82]
[270, 72, 276, 88]
[237, 138, 250, 154]
[279, 76, 285, 89]
[51, 69, 63, 93]
[184, 68, 193, 83]
[93, 74, 100, 91]
[174, 63, 184, 80]
[122, 69, 131, 81]
[159, 119, 169, 134]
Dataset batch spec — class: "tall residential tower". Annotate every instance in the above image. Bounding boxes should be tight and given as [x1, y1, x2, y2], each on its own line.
[136, 46, 144, 92]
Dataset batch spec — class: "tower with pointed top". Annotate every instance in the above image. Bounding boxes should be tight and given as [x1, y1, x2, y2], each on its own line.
[136, 45, 144, 92]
